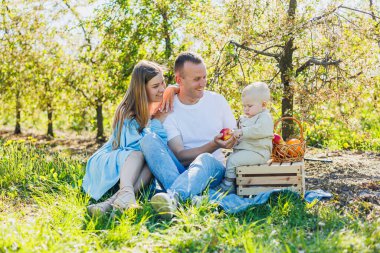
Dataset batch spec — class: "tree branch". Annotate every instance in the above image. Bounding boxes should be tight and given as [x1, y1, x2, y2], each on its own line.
[266, 70, 281, 87]
[303, 4, 379, 27]
[229, 40, 281, 59]
[236, 49, 246, 82]
[62, 71, 94, 106]
[340, 5, 380, 20]
[62, 0, 92, 51]
[369, 0, 380, 47]
[307, 4, 343, 24]
[334, 13, 360, 28]
[296, 58, 341, 77]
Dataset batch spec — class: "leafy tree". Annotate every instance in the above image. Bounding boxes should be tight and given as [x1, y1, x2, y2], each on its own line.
[31, 45, 66, 137]
[58, 0, 125, 141]
[0, 0, 43, 134]
[192, 0, 379, 139]
[97, 0, 203, 84]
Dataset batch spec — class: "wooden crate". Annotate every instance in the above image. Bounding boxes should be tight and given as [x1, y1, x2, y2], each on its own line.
[236, 161, 305, 197]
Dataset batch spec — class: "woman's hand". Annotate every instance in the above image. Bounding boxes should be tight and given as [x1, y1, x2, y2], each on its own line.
[159, 85, 180, 112]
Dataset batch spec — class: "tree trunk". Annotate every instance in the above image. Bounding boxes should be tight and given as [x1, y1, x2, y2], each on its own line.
[279, 38, 295, 140]
[278, 0, 297, 140]
[161, 10, 172, 60]
[14, 90, 21, 134]
[47, 102, 54, 137]
[96, 103, 105, 142]
[161, 9, 174, 84]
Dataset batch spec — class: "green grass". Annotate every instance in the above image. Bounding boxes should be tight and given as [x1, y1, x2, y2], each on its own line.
[1, 140, 379, 252]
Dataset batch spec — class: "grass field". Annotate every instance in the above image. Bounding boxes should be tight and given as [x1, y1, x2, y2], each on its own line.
[1, 139, 379, 252]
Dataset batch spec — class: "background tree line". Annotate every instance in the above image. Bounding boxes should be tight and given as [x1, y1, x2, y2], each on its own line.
[0, 0, 379, 150]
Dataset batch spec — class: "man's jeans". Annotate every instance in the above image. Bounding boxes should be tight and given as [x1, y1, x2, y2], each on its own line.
[140, 133, 225, 200]
[140, 133, 270, 213]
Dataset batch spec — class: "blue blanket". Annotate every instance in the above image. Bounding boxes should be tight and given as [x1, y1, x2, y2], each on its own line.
[207, 189, 332, 214]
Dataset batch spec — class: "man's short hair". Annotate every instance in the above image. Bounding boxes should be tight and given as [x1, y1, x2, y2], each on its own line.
[174, 52, 204, 75]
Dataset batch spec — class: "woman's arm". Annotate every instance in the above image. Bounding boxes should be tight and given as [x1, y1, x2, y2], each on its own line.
[159, 84, 180, 112]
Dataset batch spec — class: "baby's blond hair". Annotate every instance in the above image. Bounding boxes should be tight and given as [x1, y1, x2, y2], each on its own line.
[242, 82, 270, 104]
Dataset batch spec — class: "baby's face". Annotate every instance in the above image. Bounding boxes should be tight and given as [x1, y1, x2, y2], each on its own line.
[242, 95, 263, 117]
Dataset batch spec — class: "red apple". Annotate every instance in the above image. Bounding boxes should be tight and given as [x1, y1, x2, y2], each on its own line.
[220, 128, 232, 141]
[273, 133, 285, 145]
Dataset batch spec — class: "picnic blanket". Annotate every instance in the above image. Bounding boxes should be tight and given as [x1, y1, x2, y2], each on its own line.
[207, 189, 333, 214]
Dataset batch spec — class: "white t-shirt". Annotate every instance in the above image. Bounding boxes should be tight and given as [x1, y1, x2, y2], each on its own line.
[163, 90, 237, 162]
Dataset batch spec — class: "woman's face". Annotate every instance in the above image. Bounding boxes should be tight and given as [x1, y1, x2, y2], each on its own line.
[146, 72, 166, 103]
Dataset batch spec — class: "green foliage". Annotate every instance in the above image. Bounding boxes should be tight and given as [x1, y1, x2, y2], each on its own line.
[1, 142, 379, 252]
[0, 0, 379, 151]
[305, 91, 380, 151]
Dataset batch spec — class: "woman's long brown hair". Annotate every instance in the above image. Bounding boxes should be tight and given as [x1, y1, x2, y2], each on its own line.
[112, 60, 162, 149]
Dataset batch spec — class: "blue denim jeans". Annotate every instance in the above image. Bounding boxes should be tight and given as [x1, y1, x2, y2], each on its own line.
[139, 133, 268, 213]
[140, 133, 225, 200]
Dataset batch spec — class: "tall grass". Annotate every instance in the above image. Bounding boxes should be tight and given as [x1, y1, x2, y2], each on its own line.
[1, 140, 379, 252]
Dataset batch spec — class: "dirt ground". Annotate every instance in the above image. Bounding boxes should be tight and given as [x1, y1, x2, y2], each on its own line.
[1, 129, 379, 217]
[305, 148, 380, 218]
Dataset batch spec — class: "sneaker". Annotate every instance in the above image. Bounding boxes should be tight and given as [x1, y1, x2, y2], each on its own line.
[150, 192, 178, 219]
[87, 194, 117, 217]
[112, 185, 140, 211]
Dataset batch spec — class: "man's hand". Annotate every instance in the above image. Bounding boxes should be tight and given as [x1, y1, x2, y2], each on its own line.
[169, 133, 237, 167]
[159, 85, 180, 112]
[214, 133, 237, 149]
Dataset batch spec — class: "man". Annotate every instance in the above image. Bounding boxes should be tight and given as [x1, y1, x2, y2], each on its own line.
[140, 52, 237, 218]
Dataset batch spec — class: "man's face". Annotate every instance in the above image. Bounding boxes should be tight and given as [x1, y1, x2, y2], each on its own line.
[177, 61, 207, 103]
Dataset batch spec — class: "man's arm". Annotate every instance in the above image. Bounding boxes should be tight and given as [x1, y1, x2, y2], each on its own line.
[168, 134, 237, 167]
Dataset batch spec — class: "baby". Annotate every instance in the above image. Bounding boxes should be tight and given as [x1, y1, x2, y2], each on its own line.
[217, 82, 274, 194]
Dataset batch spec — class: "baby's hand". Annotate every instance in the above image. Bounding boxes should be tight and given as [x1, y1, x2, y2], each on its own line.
[233, 129, 243, 139]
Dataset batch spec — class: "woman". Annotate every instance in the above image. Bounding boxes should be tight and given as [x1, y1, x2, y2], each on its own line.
[83, 60, 174, 216]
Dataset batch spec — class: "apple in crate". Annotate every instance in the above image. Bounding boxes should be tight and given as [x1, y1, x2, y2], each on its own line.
[220, 128, 232, 141]
[273, 133, 285, 144]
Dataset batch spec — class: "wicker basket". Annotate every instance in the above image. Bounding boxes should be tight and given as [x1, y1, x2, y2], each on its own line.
[272, 117, 306, 162]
